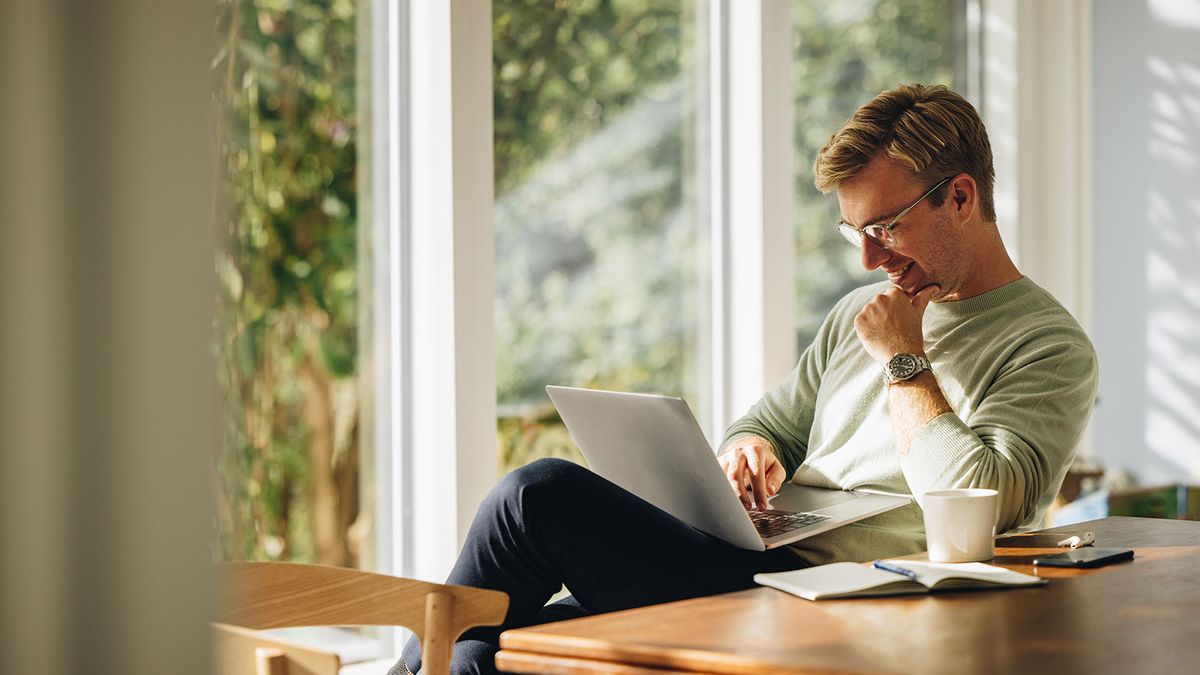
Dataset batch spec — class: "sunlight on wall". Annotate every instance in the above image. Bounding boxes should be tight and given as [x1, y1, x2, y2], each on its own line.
[1093, 0, 1200, 484]
[1149, 0, 1200, 28]
[1145, 6, 1200, 481]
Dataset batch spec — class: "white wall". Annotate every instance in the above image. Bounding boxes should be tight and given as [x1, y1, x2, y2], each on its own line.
[1092, 0, 1200, 483]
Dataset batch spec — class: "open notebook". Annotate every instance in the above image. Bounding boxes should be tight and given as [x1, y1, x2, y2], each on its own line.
[754, 560, 1046, 600]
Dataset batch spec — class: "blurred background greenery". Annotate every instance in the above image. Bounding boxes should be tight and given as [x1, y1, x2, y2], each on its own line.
[212, 0, 961, 565]
[212, 0, 361, 566]
[493, 0, 702, 471]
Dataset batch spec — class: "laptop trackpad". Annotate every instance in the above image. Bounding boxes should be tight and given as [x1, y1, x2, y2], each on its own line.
[770, 485, 860, 511]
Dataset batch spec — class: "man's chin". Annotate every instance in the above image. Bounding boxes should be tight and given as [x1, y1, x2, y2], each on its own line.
[889, 278, 938, 299]
[914, 281, 944, 300]
[887, 278, 919, 295]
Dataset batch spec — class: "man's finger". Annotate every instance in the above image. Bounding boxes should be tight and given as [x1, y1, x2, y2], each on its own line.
[727, 453, 751, 508]
[749, 456, 770, 510]
[766, 462, 786, 495]
[912, 284, 941, 311]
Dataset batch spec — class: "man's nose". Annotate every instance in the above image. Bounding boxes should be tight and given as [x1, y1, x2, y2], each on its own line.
[860, 237, 889, 270]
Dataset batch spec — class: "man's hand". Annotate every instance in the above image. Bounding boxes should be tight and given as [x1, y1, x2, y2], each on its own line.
[854, 284, 940, 363]
[718, 437, 786, 510]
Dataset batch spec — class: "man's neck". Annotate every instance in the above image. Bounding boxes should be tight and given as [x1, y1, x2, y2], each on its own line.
[942, 223, 1022, 301]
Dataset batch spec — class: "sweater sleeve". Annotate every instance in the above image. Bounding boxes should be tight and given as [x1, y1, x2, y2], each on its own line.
[900, 328, 1099, 532]
[719, 290, 858, 477]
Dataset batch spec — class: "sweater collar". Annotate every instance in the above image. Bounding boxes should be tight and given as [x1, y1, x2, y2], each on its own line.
[927, 276, 1034, 318]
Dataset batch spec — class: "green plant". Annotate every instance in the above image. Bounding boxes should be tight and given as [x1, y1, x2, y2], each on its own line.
[212, 0, 361, 566]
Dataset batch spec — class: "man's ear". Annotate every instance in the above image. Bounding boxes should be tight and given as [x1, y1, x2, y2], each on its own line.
[949, 174, 977, 223]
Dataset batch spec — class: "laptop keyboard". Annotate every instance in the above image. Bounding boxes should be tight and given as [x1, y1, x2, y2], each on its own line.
[748, 510, 832, 538]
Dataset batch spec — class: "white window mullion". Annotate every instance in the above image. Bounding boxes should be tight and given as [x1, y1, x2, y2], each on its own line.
[704, 0, 729, 446]
[723, 0, 796, 426]
[363, 0, 407, 658]
[984, 0, 1092, 327]
[364, 0, 403, 583]
[1017, 0, 1092, 330]
[407, 0, 496, 583]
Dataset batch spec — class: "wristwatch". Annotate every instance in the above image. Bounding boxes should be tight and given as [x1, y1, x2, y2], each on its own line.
[883, 353, 931, 384]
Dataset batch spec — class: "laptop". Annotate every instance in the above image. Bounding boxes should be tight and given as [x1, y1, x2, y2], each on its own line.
[545, 386, 911, 551]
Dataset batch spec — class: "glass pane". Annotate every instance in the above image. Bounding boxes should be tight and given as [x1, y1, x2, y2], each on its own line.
[212, 0, 370, 572]
[494, 1, 709, 473]
[792, 0, 967, 350]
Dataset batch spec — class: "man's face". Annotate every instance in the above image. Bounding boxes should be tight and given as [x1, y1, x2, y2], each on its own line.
[836, 156, 964, 301]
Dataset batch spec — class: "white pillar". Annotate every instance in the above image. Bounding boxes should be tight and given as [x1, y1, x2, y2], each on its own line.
[724, 0, 797, 423]
[407, 0, 497, 582]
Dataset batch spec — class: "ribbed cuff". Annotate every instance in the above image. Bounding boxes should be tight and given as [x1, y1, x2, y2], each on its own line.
[719, 431, 775, 455]
[899, 412, 983, 503]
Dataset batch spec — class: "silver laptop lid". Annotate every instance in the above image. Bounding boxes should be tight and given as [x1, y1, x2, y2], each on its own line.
[545, 385, 765, 550]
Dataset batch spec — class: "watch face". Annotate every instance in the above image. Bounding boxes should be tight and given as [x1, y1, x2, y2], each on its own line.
[889, 354, 918, 379]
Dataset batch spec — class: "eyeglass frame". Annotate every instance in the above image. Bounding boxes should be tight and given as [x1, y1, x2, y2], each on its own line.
[835, 176, 953, 250]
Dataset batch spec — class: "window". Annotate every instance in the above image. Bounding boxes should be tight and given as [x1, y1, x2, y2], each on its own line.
[493, 1, 711, 472]
[212, 0, 386, 661]
[212, 0, 371, 575]
[791, 0, 973, 350]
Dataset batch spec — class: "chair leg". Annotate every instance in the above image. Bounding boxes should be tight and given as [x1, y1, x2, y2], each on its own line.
[421, 591, 456, 675]
[255, 647, 289, 675]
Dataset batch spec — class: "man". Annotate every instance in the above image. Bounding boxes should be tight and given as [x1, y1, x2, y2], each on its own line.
[392, 84, 1098, 674]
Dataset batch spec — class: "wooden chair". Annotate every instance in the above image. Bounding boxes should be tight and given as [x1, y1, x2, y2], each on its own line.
[214, 562, 509, 675]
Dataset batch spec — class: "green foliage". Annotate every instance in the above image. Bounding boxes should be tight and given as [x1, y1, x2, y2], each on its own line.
[493, 0, 700, 420]
[213, 0, 360, 564]
[494, 0, 686, 195]
[497, 404, 585, 473]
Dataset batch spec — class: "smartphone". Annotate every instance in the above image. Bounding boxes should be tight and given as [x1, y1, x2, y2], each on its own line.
[1032, 548, 1134, 568]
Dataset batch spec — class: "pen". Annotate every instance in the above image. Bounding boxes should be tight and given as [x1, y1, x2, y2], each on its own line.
[872, 560, 918, 580]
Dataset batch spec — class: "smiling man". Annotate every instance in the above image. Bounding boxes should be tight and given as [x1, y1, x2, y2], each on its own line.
[392, 84, 1098, 675]
[719, 83, 1098, 564]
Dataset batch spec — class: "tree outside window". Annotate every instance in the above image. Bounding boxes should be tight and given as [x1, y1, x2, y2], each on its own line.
[212, 0, 365, 568]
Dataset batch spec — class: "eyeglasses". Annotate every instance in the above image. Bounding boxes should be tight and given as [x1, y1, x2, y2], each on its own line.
[835, 177, 952, 250]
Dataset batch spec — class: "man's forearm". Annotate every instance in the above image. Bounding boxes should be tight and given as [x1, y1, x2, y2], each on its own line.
[887, 370, 953, 455]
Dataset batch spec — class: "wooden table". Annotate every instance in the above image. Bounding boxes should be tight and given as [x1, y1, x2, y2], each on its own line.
[496, 517, 1200, 674]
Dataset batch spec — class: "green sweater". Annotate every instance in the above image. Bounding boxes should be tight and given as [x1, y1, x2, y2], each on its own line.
[721, 276, 1098, 566]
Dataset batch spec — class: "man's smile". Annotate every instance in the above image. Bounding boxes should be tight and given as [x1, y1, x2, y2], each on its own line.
[885, 260, 915, 279]
[885, 260, 918, 289]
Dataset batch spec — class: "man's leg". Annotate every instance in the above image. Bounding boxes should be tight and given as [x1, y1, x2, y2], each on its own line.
[395, 457, 804, 674]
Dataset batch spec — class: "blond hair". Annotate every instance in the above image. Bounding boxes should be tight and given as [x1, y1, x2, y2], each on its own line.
[813, 84, 996, 222]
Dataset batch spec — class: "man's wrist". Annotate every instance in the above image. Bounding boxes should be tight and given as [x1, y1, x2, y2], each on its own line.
[721, 433, 775, 455]
[882, 352, 932, 384]
[886, 368, 937, 388]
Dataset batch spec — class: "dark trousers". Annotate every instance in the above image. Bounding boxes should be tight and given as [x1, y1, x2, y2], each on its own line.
[395, 457, 806, 674]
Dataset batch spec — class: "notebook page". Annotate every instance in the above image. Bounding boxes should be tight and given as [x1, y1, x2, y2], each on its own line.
[755, 562, 924, 600]
[879, 560, 1045, 589]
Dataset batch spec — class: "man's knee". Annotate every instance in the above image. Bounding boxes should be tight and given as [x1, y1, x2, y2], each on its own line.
[487, 457, 589, 521]
[497, 457, 584, 498]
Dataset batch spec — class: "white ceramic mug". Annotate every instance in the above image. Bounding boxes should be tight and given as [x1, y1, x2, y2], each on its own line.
[922, 488, 999, 563]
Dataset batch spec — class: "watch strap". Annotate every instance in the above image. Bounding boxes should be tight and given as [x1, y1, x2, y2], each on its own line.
[883, 353, 931, 384]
